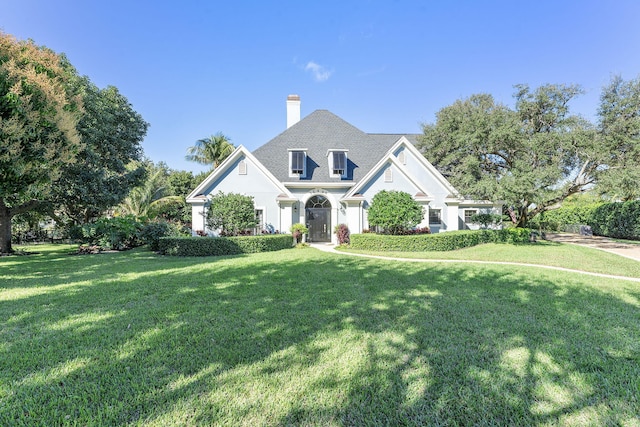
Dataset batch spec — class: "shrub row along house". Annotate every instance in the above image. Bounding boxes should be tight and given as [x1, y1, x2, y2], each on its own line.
[187, 95, 500, 244]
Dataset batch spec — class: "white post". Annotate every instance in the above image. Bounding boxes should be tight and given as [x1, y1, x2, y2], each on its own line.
[445, 201, 460, 231]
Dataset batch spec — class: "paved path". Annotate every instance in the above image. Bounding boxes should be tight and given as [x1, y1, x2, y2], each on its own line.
[309, 239, 640, 282]
[544, 233, 640, 262]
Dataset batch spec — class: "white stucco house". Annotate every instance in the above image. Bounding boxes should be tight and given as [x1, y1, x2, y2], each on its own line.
[187, 95, 500, 244]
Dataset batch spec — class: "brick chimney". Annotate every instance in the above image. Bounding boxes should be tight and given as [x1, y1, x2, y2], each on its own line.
[286, 94, 300, 128]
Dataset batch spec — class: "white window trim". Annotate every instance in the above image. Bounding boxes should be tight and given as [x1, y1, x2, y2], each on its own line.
[398, 150, 406, 165]
[464, 209, 478, 223]
[429, 208, 442, 225]
[238, 159, 247, 175]
[327, 149, 348, 178]
[384, 167, 393, 182]
[288, 149, 307, 178]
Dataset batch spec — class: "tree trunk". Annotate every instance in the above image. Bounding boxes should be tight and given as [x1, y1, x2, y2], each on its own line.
[0, 202, 13, 254]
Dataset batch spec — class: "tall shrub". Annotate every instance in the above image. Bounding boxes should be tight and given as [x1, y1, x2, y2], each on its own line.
[206, 191, 258, 236]
[589, 201, 640, 240]
[367, 190, 424, 235]
[82, 215, 144, 250]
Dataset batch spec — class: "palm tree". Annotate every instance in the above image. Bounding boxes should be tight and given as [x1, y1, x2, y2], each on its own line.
[117, 163, 182, 219]
[185, 133, 234, 169]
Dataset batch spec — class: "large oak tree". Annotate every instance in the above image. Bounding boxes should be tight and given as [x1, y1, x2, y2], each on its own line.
[418, 84, 598, 227]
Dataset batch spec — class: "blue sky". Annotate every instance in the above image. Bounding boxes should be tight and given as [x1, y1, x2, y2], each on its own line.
[4, 1, 640, 173]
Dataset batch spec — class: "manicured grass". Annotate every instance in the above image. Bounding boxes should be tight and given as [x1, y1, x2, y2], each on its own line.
[339, 240, 640, 278]
[1, 245, 639, 425]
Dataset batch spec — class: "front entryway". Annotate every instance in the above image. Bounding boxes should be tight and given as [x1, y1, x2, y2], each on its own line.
[305, 195, 331, 242]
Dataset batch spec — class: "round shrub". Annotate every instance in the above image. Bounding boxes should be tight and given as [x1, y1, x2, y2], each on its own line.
[367, 190, 424, 235]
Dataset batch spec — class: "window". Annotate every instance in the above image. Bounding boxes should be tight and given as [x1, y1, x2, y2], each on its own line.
[398, 150, 406, 164]
[333, 151, 346, 176]
[384, 168, 393, 182]
[289, 150, 306, 177]
[238, 160, 247, 175]
[328, 150, 348, 178]
[429, 209, 441, 224]
[464, 209, 477, 223]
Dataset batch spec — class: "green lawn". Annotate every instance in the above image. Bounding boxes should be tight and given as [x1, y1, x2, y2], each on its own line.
[1, 245, 639, 426]
[339, 240, 640, 279]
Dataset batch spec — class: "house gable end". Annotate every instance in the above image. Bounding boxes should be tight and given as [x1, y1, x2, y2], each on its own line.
[345, 137, 452, 200]
[186, 146, 293, 203]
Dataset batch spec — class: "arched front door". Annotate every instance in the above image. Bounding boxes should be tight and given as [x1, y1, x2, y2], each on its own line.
[305, 195, 331, 242]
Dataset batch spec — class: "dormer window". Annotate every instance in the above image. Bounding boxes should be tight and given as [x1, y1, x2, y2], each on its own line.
[289, 149, 307, 178]
[328, 149, 348, 178]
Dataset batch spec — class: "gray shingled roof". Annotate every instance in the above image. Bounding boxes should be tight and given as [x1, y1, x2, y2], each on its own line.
[252, 110, 420, 183]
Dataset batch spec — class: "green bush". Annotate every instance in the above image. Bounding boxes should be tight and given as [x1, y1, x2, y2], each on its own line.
[469, 213, 502, 229]
[350, 229, 531, 252]
[82, 215, 144, 250]
[207, 191, 259, 236]
[367, 190, 424, 234]
[530, 203, 602, 231]
[139, 220, 188, 251]
[589, 201, 640, 240]
[158, 234, 293, 256]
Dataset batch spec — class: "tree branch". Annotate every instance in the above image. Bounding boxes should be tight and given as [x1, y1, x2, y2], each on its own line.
[10, 199, 45, 216]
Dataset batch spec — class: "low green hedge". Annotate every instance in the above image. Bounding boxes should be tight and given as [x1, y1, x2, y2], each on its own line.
[158, 234, 293, 256]
[350, 229, 532, 252]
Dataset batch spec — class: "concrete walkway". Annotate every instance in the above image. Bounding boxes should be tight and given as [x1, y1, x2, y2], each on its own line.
[544, 233, 640, 262]
[309, 239, 640, 283]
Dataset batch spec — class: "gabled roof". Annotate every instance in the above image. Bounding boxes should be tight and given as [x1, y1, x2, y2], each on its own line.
[252, 109, 420, 183]
[186, 145, 294, 203]
[343, 136, 460, 201]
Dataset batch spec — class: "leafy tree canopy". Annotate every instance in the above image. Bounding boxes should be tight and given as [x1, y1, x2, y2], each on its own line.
[367, 190, 424, 234]
[53, 75, 148, 223]
[418, 83, 598, 227]
[0, 32, 148, 252]
[595, 75, 640, 201]
[0, 32, 82, 252]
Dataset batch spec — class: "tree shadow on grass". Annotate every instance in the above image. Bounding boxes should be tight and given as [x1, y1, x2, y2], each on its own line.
[1, 249, 639, 425]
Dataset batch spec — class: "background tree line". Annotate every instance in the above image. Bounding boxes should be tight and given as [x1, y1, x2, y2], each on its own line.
[3, 29, 640, 252]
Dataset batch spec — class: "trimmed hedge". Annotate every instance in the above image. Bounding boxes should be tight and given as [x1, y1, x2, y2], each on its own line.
[529, 204, 602, 232]
[350, 229, 532, 252]
[589, 201, 640, 240]
[158, 234, 293, 256]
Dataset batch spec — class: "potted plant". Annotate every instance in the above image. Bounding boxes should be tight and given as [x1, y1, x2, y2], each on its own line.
[290, 223, 308, 244]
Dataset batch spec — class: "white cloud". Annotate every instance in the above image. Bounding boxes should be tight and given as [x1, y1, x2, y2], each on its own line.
[304, 61, 333, 82]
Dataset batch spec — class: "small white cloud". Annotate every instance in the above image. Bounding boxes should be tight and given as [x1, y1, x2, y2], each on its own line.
[304, 61, 333, 82]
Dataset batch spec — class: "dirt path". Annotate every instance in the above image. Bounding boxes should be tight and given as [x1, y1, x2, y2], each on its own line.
[544, 233, 640, 262]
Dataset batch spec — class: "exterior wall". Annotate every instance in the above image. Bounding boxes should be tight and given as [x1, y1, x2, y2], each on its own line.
[191, 155, 284, 235]
[357, 160, 464, 233]
[191, 202, 206, 234]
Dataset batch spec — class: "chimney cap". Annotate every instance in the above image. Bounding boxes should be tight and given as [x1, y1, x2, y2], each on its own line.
[287, 94, 300, 101]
